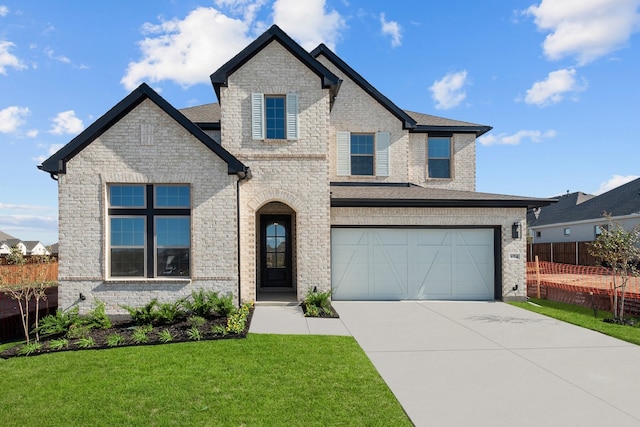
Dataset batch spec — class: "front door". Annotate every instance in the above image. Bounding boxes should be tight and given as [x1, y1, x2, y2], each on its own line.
[260, 215, 292, 288]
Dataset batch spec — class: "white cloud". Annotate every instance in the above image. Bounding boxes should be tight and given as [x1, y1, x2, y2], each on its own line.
[121, 7, 253, 90]
[526, 0, 640, 64]
[49, 110, 84, 135]
[524, 68, 586, 106]
[44, 48, 71, 64]
[272, 0, 346, 50]
[215, 0, 268, 23]
[0, 41, 27, 75]
[0, 5, 8, 17]
[429, 70, 468, 110]
[0, 106, 29, 133]
[479, 129, 556, 146]
[594, 174, 640, 195]
[26, 129, 38, 138]
[380, 13, 402, 47]
[34, 143, 64, 164]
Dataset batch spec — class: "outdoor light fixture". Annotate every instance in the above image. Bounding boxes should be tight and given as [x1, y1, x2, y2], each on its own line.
[79, 292, 86, 301]
[512, 222, 521, 239]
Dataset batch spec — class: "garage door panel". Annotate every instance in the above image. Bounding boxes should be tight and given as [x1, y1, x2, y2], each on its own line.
[332, 228, 495, 301]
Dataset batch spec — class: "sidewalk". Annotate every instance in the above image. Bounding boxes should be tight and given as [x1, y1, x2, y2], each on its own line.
[248, 304, 351, 336]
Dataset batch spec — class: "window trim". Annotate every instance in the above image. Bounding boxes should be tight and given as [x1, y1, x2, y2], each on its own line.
[427, 136, 452, 179]
[107, 184, 191, 279]
[251, 93, 298, 140]
[336, 131, 390, 177]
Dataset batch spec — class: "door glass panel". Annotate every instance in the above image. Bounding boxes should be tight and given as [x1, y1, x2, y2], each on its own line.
[266, 221, 286, 269]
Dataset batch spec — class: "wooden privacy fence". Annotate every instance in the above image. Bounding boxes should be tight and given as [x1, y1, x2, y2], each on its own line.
[527, 242, 599, 266]
[0, 261, 58, 285]
[526, 260, 640, 316]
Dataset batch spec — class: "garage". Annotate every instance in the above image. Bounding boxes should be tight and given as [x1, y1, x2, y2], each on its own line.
[331, 228, 497, 301]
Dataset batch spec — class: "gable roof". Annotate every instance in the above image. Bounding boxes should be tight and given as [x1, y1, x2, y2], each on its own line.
[38, 83, 248, 177]
[210, 25, 341, 104]
[311, 44, 417, 130]
[527, 192, 594, 227]
[529, 178, 640, 227]
[406, 110, 492, 137]
[0, 231, 16, 241]
[331, 182, 555, 209]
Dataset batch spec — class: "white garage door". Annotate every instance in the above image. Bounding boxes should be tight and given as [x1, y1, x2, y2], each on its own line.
[331, 228, 495, 301]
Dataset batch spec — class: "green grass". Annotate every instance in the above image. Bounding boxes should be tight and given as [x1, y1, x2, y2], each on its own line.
[511, 298, 640, 345]
[0, 334, 411, 426]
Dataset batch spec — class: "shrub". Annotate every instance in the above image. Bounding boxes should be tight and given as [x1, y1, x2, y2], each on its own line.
[187, 315, 206, 328]
[303, 287, 333, 317]
[158, 329, 174, 343]
[83, 300, 112, 330]
[106, 333, 126, 347]
[132, 326, 151, 344]
[48, 338, 69, 351]
[184, 290, 216, 317]
[212, 293, 236, 317]
[155, 300, 186, 324]
[37, 307, 80, 336]
[76, 337, 95, 348]
[17, 342, 42, 356]
[226, 303, 252, 334]
[186, 326, 202, 341]
[121, 299, 159, 325]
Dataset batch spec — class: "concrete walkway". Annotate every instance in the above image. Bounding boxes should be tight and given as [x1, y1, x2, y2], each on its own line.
[249, 301, 640, 426]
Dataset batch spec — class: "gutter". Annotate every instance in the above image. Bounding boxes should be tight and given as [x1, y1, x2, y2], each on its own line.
[235, 167, 252, 307]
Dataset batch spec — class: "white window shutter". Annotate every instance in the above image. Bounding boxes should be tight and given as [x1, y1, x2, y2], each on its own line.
[251, 93, 264, 140]
[337, 131, 351, 176]
[286, 93, 298, 140]
[376, 131, 390, 176]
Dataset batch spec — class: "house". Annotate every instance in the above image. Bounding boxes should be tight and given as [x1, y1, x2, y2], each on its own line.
[529, 178, 640, 244]
[39, 25, 552, 313]
[0, 238, 51, 256]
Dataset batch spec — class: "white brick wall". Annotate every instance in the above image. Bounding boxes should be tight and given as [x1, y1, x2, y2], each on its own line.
[58, 99, 240, 314]
[220, 41, 332, 302]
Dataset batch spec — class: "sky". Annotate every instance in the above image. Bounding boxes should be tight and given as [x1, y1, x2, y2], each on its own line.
[1, 0, 639, 245]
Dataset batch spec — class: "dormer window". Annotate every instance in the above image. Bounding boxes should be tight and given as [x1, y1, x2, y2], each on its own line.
[251, 93, 298, 140]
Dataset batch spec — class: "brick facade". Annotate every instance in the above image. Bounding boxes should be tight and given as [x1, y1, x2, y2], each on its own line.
[51, 26, 532, 313]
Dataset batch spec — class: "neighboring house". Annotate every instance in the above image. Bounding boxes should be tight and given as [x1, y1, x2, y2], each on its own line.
[0, 238, 51, 256]
[528, 178, 640, 244]
[39, 25, 552, 314]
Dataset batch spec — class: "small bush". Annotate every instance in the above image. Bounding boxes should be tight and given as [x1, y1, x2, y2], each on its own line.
[121, 299, 159, 325]
[226, 303, 252, 334]
[303, 288, 333, 317]
[132, 326, 150, 344]
[83, 300, 112, 330]
[212, 293, 236, 317]
[186, 326, 202, 341]
[17, 342, 42, 356]
[76, 337, 95, 348]
[48, 338, 69, 351]
[37, 307, 80, 336]
[187, 316, 206, 328]
[158, 329, 174, 343]
[155, 300, 186, 324]
[106, 333, 126, 347]
[184, 290, 216, 317]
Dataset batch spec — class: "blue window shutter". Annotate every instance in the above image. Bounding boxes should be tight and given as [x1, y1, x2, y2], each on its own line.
[376, 131, 390, 176]
[286, 93, 298, 140]
[337, 131, 351, 176]
[251, 93, 264, 140]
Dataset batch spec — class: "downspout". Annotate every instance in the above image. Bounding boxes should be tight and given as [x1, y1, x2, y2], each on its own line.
[236, 168, 252, 307]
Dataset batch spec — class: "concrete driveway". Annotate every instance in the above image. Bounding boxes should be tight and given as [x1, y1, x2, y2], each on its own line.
[332, 301, 640, 427]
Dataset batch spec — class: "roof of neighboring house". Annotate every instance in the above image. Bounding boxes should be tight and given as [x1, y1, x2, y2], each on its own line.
[48, 243, 59, 254]
[0, 231, 17, 241]
[528, 177, 640, 227]
[2, 239, 22, 248]
[330, 183, 555, 209]
[38, 83, 249, 177]
[22, 241, 45, 252]
[210, 25, 341, 104]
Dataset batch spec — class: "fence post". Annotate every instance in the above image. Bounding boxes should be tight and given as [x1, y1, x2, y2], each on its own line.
[535, 255, 541, 299]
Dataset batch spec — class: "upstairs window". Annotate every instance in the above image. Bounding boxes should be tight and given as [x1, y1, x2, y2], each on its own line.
[108, 184, 191, 278]
[252, 93, 298, 140]
[428, 137, 451, 179]
[350, 134, 375, 175]
[336, 131, 390, 177]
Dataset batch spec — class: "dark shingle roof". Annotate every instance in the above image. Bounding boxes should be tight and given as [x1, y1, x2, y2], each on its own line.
[0, 231, 17, 241]
[529, 177, 640, 226]
[330, 183, 555, 209]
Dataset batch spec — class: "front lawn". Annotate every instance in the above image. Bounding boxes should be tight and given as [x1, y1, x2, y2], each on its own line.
[511, 298, 640, 345]
[0, 334, 411, 426]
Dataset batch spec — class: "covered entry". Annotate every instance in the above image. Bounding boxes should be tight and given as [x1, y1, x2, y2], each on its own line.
[331, 227, 498, 301]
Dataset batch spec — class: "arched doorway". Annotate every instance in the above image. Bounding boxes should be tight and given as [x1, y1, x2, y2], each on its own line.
[256, 202, 296, 301]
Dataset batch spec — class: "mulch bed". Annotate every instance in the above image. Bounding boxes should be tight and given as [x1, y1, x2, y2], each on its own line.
[0, 307, 254, 359]
[301, 302, 340, 318]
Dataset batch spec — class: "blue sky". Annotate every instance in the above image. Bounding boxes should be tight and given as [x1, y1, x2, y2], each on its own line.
[1, 0, 639, 245]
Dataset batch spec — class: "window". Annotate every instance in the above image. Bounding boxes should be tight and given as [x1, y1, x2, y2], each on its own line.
[350, 134, 374, 175]
[428, 137, 451, 179]
[595, 224, 607, 238]
[564, 228, 571, 236]
[108, 184, 190, 278]
[536, 231, 541, 238]
[336, 131, 390, 176]
[252, 93, 298, 140]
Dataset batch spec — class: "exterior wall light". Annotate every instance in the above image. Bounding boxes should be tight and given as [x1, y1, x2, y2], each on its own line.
[512, 222, 521, 239]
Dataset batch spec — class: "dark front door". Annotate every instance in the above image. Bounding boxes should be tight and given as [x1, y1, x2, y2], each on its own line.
[260, 215, 292, 288]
